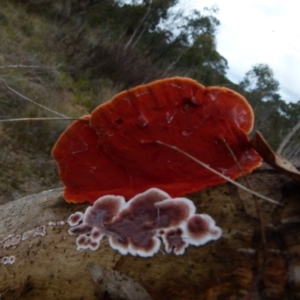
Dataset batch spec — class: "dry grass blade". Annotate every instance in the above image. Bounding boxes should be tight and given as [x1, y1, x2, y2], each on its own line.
[0, 78, 68, 118]
[0, 64, 59, 69]
[0, 117, 78, 122]
[156, 140, 281, 206]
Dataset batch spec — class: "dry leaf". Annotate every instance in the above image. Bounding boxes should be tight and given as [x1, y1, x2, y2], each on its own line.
[251, 131, 300, 183]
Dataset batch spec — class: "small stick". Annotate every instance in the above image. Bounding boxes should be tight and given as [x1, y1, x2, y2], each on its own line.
[155, 140, 281, 206]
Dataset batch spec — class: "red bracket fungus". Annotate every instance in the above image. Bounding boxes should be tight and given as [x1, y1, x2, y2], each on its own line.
[52, 77, 262, 204]
[67, 188, 222, 257]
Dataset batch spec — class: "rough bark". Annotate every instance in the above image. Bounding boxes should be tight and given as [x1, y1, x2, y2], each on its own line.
[1, 163, 300, 299]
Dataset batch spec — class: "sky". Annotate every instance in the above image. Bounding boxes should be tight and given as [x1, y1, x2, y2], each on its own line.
[180, 0, 300, 103]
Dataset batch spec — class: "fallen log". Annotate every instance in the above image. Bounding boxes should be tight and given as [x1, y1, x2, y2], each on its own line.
[1, 163, 300, 299]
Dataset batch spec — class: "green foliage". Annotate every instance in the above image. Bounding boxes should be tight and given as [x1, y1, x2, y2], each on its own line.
[237, 64, 299, 152]
[240, 64, 279, 102]
[37, 0, 228, 88]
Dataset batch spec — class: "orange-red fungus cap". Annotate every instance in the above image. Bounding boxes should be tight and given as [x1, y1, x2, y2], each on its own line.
[52, 77, 262, 204]
[52, 115, 130, 202]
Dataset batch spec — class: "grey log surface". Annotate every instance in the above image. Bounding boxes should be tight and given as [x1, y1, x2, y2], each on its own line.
[1, 163, 300, 300]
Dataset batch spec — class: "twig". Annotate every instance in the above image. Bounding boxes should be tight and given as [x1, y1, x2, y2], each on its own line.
[0, 78, 68, 118]
[221, 138, 267, 243]
[221, 139, 268, 299]
[155, 140, 281, 206]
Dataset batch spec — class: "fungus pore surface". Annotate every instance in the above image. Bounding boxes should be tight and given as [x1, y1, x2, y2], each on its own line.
[68, 188, 222, 257]
[52, 77, 262, 203]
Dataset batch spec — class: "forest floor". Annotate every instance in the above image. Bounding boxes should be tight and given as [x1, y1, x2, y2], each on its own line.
[0, 128, 60, 204]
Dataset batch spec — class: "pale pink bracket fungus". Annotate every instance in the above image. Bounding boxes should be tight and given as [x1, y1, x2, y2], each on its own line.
[159, 226, 188, 255]
[68, 188, 222, 257]
[3, 234, 21, 249]
[67, 212, 84, 227]
[186, 214, 222, 246]
[1, 256, 15, 265]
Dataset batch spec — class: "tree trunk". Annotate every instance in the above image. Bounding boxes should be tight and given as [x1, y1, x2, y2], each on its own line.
[1, 163, 300, 299]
